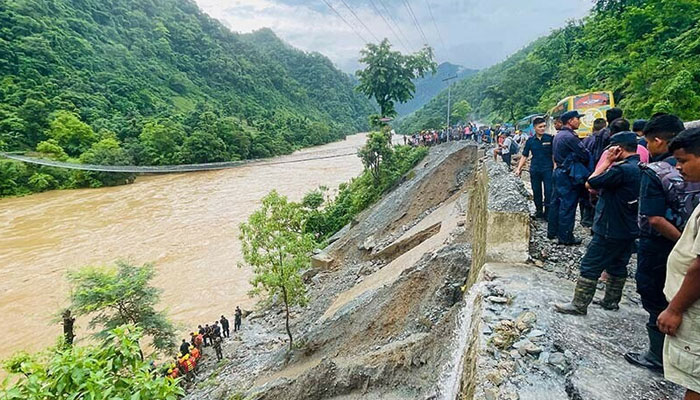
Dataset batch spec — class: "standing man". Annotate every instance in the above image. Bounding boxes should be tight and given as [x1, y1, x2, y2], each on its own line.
[548, 111, 591, 245]
[234, 306, 243, 332]
[657, 128, 700, 400]
[625, 115, 688, 372]
[554, 132, 641, 315]
[515, 117, 553, 219]
[500, 132, 514, 170]
[220, 315, 230, 339]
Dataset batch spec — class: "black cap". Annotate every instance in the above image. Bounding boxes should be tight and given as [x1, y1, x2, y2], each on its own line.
[608, 131, 637, 147]
[561, 110, 584, 124]
[632, 119, 647, 132]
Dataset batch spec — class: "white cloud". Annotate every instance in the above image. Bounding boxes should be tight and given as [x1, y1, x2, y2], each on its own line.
[194, 0, 593, 72]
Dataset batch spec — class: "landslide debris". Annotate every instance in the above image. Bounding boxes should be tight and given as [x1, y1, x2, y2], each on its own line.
[185, 141, 482, 400]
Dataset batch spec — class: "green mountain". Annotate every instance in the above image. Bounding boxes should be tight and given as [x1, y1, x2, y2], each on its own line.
[394, 62, 476, 116]
[398, 0, 700, 133]
[0, 0, 374, 195]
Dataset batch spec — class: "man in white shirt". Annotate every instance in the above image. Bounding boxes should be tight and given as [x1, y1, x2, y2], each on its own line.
[658, 127, 700, 400]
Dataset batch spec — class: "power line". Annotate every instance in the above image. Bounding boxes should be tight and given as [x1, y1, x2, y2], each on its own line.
[401, 0, 430, 48]
[424, 0, 448, 57]
[375, 0, 417, 50]
[367, 0, 409, 51]
[338, 0, 381, 43]
[321, 0, 369, 44]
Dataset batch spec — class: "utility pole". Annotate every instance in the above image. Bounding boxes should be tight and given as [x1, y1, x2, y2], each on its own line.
[443, 75, 458, 141]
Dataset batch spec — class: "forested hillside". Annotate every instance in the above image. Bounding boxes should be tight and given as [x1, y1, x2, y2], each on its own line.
[0, 0, 373, 195]
[398, 0, 700, 132]
[394, 62, 476, 116]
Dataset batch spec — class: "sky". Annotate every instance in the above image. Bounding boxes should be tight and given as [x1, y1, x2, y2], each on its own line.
[194, 0, 593, 73]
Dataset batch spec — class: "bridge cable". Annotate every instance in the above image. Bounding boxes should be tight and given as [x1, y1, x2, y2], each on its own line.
[366, 0, 410, 51]
[0, 151, 360, 174]
[424, 0, 448, 58]
[337, 0, 381, 43]
[375, 0, 418, 50]
[401, 0, 431, 48]
[321, 0, 369, 44]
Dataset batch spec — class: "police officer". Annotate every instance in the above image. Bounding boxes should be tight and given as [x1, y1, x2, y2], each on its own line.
[547, 110, 591, 245]
[625, 115, 688, 372]
[515, 117, 553, 219]
[555, 132, 641, 315]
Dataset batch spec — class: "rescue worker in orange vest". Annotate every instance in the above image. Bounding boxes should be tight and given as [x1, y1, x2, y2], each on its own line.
[189, 345, 201, 363]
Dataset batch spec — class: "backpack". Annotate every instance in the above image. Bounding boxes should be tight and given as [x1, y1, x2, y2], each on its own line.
[508, 138, 519, 154]
[639, 161, 700, 235]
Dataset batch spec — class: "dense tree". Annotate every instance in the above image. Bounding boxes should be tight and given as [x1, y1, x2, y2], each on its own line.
[0, 325, 183, 400]
[239, 191, 316, 351]
[451, 100, 473, 123]
[358, 131, 394, 183]
[0, 0, 373, 197]
[356, 39, 437, 120]
[67, 261, 177, 354]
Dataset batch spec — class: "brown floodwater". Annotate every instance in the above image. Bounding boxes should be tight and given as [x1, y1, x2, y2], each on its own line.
[0, 133, 370, 360]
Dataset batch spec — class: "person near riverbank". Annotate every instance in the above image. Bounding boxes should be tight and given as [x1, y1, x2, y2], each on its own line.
[554, 132, 641, 315]
[220, 315, 230, 338]
[179, 339, 190, 356]
[625, 114, 690, 373]
[212, 336, 224, 361]
[212, 321, 222, 340]
[657, 128, 700, 400]
[515, 117, 553, 219]
[202, 324, 211, 346]
[235, 306, 242, 332]
[548, 111, 591, 245]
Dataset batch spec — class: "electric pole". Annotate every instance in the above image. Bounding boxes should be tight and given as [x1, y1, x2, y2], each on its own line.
[443, 75, 458, 141]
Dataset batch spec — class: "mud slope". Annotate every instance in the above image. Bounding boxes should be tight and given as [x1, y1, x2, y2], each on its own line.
[185, 142, 482, 400]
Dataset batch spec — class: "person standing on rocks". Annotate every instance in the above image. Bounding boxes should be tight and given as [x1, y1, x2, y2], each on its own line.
[547, 110, 591, 245]
[213, 336, 224, 361]
[625, 114, 688, 373]
[515, 117, 553, 220]
[220, 315, 230, 338]
[235, 306, 242, 332]
[554, 132, 641, 315]
[656, 128, 700, 400]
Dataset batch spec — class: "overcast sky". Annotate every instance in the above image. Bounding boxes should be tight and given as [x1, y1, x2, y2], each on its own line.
[195, 0, 593, 73]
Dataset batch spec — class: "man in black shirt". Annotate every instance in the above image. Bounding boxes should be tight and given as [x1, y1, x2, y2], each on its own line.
[220, 315, 230, 338]
[625, 115, 687, 372]
[179, 339, 190, 356]
[515, 117, 553, 219]
[555, 132, 641, 315]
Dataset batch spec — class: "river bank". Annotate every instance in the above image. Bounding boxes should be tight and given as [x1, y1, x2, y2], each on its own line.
[0, 133, 370, 361]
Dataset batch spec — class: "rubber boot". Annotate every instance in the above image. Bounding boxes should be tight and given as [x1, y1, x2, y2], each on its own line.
[624, 325, 664, 373]
[554, 277, 597, 315]
[598, 275, 627, 311]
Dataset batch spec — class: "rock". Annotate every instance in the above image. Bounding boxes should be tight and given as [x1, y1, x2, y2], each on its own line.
[515, 311, 536, 331]
[488, 296, 509, 304]
[526, 329, 545, 338]
[311, 252, 334, 270]
[511, 339, 530, 350]
[457, 220, 465, 227]
[538, 351, 550, 363]
[486, 370, 505, 386]
[548, 352, 568, 373]
[360, 235, 377, 251]
[523, 342, 543, 356]
[484, 388, 499, 400]
[301, 268, 318, 282]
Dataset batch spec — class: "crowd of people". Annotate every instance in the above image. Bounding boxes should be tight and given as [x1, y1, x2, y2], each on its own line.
[405, 122, 509, 147]
[512, 108, 700, 400]
[159, 306, 244, 383]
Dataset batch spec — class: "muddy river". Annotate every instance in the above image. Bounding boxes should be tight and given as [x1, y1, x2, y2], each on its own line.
[0, 133, 371, 359]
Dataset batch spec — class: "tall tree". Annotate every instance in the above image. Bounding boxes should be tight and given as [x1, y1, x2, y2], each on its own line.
[239, 191, 316, 351]
[356, 39, 437, 119]
[67, 261, 177, 354]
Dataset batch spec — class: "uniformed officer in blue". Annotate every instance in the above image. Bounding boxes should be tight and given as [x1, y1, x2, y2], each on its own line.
[555, 132, 642, 315]
[547, 110, 591, 245]
[515, 116, 553, 219]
